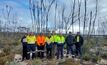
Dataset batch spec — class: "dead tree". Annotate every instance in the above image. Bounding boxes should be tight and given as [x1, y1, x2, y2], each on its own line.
[91, 0, 98, 35]
[71, 0, 76, 33]
[61, 0, 77, 34]
[87, 11, 92, 39]
[29, 0, 36, 32]
[54, 1, 57, 30]
[83, 0, 87, 35]
[61, 5, 65, 30]
[2, 5, 12, 36]
[45, 0, 55, 32]
[78, 0, 81, 32]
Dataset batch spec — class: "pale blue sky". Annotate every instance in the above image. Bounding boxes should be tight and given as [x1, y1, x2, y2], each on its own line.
[0, 0, 107, 34]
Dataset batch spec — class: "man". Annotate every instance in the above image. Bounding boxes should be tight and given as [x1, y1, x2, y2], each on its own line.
[21, 34, 27, 61]
[51, 31, 58, 58]
[26, 32, 36, 60]
[46, 33, 52, 59]
[56, 33, 65, 59]
[36, 33, 46, 58]
[74, 32, 84, 57]
[65, 32, 75, 58]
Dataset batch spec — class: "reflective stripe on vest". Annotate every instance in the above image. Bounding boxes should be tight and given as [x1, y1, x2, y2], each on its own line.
[57, 36, 65, 44]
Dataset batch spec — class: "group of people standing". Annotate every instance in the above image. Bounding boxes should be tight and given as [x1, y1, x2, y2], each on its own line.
[21, 31, 84, 61]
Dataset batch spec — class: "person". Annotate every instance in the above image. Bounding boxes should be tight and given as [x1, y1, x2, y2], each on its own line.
[36, 33, 46, 58]
[56, 33, 65, 59]
[65, 32, 75, 58]
[45, 33, 52, 59]
[74, 32, 84, 58]
[51, 31, 58, 58]
[26, 32, 36, 60]
[21, 34, 27, 61]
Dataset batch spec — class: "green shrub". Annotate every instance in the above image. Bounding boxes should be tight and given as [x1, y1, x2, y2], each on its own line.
[101, 53, 107, 59]
[82, 53, 91, 61]
[0, 52, 6, 57]
[0, 55, 13, 65]
[91, 56, 100, 63]
[3, 46, 11, 55]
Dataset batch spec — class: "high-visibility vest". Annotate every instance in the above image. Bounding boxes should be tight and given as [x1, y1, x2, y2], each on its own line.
[26, 35, 36, 44]
[51, 35, 58, 43]
[57, 35, 65, 44]
[77, 36, 80, 42]
[37, 35, 46, 46]
[46, 37, 52, 44]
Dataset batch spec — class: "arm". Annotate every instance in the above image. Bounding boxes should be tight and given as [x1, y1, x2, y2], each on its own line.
[81, 36, 84, 45]
[65, 36, 68, 44]
[21, 37, 23, 43]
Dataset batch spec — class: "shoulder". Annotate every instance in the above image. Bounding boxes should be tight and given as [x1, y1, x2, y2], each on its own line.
[26, 36, 29, 38]
[33, 35, 36, 37]
[46, 37, 48, 39]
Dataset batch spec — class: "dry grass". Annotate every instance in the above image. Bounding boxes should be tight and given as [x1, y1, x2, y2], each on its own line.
[27, 59, 43, 65]
[59, 59, 80, 65]
[46, 59, 58, 65]
[0, 54, 14, 65]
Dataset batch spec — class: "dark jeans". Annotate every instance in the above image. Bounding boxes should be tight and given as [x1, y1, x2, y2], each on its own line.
[75, 43, 82, 57]
[57, 44, 64, 59]
[46, 43, 52, 58]
[46, 48, 52, 59]
[37, 45, 45, 58]
[27, 44, 36, 59]
[22, 44, 27, 60]
[67, 45, 74, 55]
[52, 42, 57, 58]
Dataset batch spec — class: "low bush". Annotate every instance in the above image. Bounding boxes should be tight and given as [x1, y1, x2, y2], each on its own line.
[101, 53, 107, 59]
[59, 59, 80, 65]
[82, 53, 91, 61]
[91, 55, 100, 63]
[28, 59, 42, 65]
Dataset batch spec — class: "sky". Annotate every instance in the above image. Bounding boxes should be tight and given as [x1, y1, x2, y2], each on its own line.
[0, 0, 107, 34]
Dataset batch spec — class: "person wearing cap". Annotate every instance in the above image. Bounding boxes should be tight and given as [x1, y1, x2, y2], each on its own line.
[65, 32, 75, 58]
[45, 33, 53, 59]
[74, 32, 84, 57]
[21, 34, 27, 61]
[56, 33, 65, 59]
[36, 33, 46, 58]
[26, 32, 36, 59]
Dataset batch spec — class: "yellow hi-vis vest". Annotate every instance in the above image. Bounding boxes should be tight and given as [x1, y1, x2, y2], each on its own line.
[26, 35, 36, 44]
[46, 37, 52, 44]
[77, 36, 80, 42]
[57, 36, 65, 44]
[51, 35, 58, 43]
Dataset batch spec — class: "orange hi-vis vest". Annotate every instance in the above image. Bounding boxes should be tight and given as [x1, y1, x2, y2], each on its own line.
[37, 35, 46, 46]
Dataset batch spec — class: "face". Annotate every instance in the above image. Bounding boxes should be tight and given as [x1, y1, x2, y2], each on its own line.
[31, 32, 34, 36]
[59, 33, 62, 37]
[48, 35, 51, 38]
